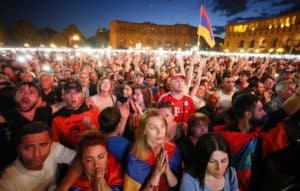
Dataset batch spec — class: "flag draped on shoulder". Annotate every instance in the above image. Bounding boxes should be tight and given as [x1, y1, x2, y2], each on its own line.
[197, 5, 215, 48]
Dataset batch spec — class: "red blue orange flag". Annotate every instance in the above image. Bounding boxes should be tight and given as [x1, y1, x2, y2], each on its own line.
[197, 5, 215, 48]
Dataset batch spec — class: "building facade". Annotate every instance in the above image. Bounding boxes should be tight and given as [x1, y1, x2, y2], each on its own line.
[109, 20, 198, 50]
[224, 10, 300, 53]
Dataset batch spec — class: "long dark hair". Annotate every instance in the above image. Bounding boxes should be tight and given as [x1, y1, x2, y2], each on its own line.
[188, 132, 230, 188]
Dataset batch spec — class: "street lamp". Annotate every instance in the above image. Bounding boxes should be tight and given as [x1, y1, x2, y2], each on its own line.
[72, 35, 80, 41]
[70, 34, 81, 47]
[50, 43, 57, 48]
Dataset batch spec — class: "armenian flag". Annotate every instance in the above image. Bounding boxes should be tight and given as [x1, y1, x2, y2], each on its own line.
[197, 5, 215, 48]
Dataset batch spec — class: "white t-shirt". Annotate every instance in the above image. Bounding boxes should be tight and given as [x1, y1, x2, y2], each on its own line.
[0, 142, 76, 191]
[217, 88, 235, 111]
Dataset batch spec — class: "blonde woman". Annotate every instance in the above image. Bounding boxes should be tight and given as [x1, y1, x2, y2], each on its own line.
[124, 109, 181, 191]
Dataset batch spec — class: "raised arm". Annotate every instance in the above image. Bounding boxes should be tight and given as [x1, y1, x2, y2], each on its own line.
[281, 85, 300, 116]
[190, 58, 206, 97]
[116, 102, 130, 135]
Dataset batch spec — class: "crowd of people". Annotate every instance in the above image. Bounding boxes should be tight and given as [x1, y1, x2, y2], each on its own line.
[0, 48, 300, 191]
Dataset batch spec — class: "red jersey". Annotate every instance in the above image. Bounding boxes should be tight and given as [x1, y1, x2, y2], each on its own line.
[158, 92, 195, 124]
[52, 105, 100, 149]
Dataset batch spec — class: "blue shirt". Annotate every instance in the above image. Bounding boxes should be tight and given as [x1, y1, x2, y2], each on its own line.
[180, 167, 238, 191]
[107, 136, 130, 163]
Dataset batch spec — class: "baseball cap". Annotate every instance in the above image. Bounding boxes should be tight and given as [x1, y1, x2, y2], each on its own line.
[63, 79, 82, 92]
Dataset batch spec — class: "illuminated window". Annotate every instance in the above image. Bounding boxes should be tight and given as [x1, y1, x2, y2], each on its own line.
[274, 19, 278, 28]
[269, 25, 273, 29]
[280, 18, 285, 28]
[233, 25, 248, 32]
[285, 17, 290, 27]
[292, 16, 296, 25]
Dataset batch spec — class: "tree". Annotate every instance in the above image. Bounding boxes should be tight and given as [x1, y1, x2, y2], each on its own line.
[39, 27, 57, 45]
[10, 20, 42, 46]
[63, 24, 85, 46]
[0, 24, 7, 46]
[49, 33, 68, 47]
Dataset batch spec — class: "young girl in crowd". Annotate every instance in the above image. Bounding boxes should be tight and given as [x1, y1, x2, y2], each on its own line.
[118, 80, 135, 103]
[127, 84, 152, 130]
[177, 112, 211, 169]
[124, 109, 181, 191]
[180, 132, 238, 191]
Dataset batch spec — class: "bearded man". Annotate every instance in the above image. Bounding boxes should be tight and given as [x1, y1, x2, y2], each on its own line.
[213, 90, 300, 191]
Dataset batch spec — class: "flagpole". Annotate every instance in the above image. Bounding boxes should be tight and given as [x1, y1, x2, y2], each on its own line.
[197, 33, 201, 50]
[198, 4, 201, 50]
[198, 0, 203, 50]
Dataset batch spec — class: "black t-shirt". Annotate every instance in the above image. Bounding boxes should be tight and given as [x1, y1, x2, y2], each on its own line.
[177, 136, 194, 170]
[41, 87, 62, 105]
[4, 106, 52, 133]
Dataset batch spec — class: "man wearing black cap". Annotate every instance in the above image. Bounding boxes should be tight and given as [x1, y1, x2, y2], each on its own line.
[51, 79, 100, 149]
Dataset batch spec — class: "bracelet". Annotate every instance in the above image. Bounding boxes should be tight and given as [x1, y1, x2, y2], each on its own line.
[147, 181, 158, 191]
[295, 91, 300, 97]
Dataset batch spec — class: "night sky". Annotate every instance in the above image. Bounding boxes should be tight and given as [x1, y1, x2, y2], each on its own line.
[1, 0, 299, 38]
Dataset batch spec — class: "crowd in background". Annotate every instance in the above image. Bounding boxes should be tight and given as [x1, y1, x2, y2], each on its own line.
[0, 48, 300, 191]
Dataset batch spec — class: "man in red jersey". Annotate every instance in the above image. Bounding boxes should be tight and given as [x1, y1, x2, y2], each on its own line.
[158, 74, 195, 126]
